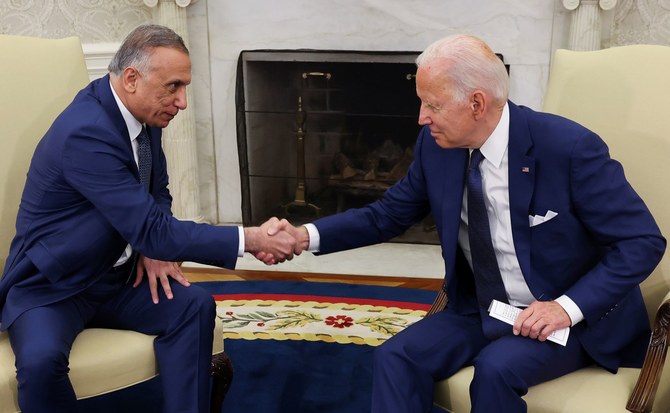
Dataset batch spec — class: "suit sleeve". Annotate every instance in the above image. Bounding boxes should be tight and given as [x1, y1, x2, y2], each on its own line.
[563, 131, 665, 324]
[61, 125, 239, 268]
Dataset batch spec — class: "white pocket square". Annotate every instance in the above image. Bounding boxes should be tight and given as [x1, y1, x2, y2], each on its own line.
[529, 210, 558, 227]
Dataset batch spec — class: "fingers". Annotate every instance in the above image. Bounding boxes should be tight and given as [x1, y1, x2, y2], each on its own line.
[159, 276, 174, 301]
[148, 272, 160, 304]
[263, 253, 277, 265]
[263, 218, 310, 256]
[169, 262, 190, 287]
[266, 217, 289, 236]
[255, 251, 279, 265]
[132, 262, 145, 288]
[513, 301, 570, 341]
[137, 257, 190, 304]
[248, 218, 313, 264]
[514, 305, 549, 339]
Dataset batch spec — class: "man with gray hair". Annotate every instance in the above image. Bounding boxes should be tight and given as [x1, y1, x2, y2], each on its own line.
[273, 34, 665, 412]
[0, 24, 296, 412]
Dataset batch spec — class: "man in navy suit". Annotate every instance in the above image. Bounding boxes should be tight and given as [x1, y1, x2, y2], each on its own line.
[268, 34, 666, 412]
[0, 24, 296, 413]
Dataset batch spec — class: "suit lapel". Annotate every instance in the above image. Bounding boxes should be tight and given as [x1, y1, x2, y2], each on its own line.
[145, 126, 163, 194]
[97, 75, 133, 151]
[507, 102, 535, 283]
[440, 148, 469, 282]
[97, 75, 151, 187]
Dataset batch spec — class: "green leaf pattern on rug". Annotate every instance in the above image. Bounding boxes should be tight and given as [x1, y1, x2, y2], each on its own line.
[268, 310, 323, 330]
[356, 316, 410, 335]
[220, 309, 322, 329]
[220, 309, 412, 337]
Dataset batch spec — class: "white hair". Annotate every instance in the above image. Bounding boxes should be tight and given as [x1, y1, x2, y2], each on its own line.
[416, 34, 509, 105]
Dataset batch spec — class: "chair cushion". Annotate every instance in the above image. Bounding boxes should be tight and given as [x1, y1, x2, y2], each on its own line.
[0, 321, 224, 412]
[434, 363, 670, 413]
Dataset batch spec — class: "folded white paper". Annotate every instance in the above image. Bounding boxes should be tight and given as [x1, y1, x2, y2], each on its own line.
[488, 299, 569, 346]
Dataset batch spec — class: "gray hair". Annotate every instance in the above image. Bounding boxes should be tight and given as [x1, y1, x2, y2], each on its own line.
[108, 24, 189, 75]
[416, 34, 509, 105]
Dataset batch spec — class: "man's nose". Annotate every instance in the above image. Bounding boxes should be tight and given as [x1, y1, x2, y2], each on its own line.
[418, 106, 431, 125]
[175, 86, 188, 110]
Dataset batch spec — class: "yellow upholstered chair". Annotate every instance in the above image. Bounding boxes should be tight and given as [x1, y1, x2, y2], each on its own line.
[0, 35, 232, 412]
[431, 44, 670, 413]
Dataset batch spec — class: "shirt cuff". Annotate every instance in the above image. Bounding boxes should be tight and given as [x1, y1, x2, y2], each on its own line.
[555, 295, 584, 326]
[237, 226, 244, 257]
[303, 223, 320, 252]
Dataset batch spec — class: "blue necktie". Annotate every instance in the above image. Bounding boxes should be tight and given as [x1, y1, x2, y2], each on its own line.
[137, 127, 152, 191]
[467, 150, 509, 336]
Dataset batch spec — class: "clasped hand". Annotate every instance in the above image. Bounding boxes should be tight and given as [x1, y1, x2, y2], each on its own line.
[246, 217, 309, 265]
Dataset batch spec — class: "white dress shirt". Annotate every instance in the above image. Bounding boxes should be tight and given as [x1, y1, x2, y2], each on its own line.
[110, 81, 143, 267]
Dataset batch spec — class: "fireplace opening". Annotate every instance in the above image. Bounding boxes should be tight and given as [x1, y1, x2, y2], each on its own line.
[236, 50, 439, 244]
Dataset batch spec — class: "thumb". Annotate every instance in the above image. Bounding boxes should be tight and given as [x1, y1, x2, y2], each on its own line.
[267, 218, 289, 236]
[132, 262, 144, 288]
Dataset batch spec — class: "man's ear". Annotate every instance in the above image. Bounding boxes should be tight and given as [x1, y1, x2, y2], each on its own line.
[122, 67, 140, 93]
[471, 91, 486, 118]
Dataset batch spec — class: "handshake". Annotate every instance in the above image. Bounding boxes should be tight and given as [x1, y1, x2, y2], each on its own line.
[243, 217, 310, 265]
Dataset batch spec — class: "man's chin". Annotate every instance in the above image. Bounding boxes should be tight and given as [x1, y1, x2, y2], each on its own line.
[148, 118, 173, 129]
[431, 134, 450, 148]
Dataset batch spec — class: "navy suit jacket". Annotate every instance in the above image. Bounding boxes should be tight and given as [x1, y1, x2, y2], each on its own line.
[313, 102, 665, 371]
[0, 75, 239, 330]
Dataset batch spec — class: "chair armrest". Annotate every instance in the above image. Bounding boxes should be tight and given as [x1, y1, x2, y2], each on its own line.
[427, 289, 448, 316]
[626, 292, 670, 413]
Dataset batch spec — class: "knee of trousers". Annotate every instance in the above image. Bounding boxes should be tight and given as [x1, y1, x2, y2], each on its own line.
[471, 350, 519, 385]
[373, 334, 413, 367]
[186, 288, 217, 334]
[14, 344, 71, 385]
[197, 288, 216, 321]
[172, 284, 216, 319]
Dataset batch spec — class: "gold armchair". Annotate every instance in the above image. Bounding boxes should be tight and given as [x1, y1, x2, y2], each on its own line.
[0, 34, 232, 412]
[431, 44, 670, 413]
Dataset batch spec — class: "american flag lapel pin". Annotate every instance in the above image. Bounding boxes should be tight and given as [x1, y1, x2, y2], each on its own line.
[522, 166, 530, 173]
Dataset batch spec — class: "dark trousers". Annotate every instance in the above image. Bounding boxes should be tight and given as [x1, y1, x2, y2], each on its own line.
[8, 268, 215, 413]
[371, 309, 591, 413]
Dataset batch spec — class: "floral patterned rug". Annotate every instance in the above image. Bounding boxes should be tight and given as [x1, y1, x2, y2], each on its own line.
[216, 294, 429, 347]
[196, 280, 439, 413]
[77, 280, 441, 413]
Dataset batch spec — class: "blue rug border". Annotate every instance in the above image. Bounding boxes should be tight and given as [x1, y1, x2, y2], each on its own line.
[195, 279, 439, 305]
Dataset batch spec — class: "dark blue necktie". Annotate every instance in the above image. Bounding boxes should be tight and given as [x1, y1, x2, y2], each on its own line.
[137, 127, 152, 191]
[467, 149, 508, 337]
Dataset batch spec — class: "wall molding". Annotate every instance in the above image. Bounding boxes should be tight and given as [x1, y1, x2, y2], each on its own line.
[81, 42, 118, 81]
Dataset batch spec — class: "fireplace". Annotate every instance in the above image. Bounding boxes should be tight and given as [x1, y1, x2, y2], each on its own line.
[236, 50, 438, 243]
